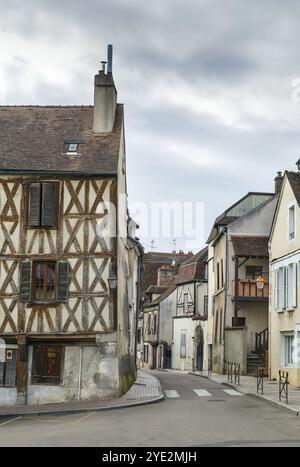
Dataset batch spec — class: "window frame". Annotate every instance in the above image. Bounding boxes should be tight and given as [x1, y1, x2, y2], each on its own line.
[32, 261, 58, 304]
[282, 334, 295, 368]
[246, 266, 263, 280]
[143, 344, 149, 364]
[288, 203, 296, 242]
[27, 181, 59, 229]
[180, 330, 187, 359]
[0, 349, 18, 388]
[31, 345, 64, 386]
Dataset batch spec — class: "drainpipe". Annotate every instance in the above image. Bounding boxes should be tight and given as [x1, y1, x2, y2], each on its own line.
[78, 346, 83, 402]
[223, 229, 229, 373]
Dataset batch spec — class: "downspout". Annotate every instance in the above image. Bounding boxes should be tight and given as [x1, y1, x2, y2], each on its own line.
[78, 346, 83, 402]
[223, 228, 229, 373]
[268, 241, 272, 381]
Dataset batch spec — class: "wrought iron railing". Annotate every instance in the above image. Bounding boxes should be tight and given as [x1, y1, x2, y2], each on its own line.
[279, 370, 289, 404]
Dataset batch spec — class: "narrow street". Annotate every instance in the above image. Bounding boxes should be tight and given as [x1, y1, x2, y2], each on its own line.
[1, 371, 300, 447]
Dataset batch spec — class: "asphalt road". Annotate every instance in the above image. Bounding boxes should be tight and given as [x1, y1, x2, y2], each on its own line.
[1, 371, 300, 447]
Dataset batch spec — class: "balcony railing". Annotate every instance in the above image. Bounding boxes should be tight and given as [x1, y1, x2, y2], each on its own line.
[233, 279, 269, 299]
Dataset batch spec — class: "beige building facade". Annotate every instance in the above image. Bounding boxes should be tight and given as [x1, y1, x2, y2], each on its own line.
[270, 169, 300, 386]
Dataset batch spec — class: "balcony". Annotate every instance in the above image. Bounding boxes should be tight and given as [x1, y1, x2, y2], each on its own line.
[233, 279, 269, 301]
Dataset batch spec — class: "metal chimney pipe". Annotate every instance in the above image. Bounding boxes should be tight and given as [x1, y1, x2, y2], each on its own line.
[107, 44, 113, 74]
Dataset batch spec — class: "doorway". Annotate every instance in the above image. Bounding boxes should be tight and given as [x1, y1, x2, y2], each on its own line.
[195, 326, 204, 372]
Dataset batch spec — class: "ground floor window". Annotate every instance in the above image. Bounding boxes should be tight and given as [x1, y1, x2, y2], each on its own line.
[180, 331, 187, 358]
[283, 335, 295, 367]
[0, 349, 17, 387]
[32, 345, 63, 385]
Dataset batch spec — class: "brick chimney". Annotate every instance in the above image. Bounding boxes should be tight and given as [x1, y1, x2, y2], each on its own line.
[275, 172, 284, 194]
[157, 264, 174, 286]
[93, 45, 117, 134]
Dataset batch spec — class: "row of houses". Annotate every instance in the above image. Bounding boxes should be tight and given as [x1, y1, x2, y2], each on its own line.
[140, 163, 300, 386]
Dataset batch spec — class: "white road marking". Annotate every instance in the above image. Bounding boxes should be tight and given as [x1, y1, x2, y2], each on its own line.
[165, 390, 180, 398]
[193, 389, 212, 397]
[223, 389, 243, 396]
[0, 416, 22, 427]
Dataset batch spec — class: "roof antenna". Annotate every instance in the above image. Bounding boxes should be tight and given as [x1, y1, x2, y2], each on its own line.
[107, 44, 113, 74]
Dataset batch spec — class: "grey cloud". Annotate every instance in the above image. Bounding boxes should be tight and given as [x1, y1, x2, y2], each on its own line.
[1, 0, 300, 250]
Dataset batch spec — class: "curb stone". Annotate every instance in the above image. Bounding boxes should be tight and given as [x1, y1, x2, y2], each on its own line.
[0, 372, 165, 421]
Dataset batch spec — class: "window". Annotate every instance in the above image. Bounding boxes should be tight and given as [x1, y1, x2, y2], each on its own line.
[67, 143, 79, 154]
[183, 293, 189, 313]
[221, 259, 224, 287]
[32, 345, 63, 385]
[214, 310, 219, 344]
[180, 331, 186, 358]
[246, 266, 263, 280]
[219, 309, 223, 344]
[137, 328, 142, 344]
[289, 205, 296, 240]
[0, 349, 17, 387]
[232, 317, 246, 327]
[275, 264, 297, 311]
[284, 335, 295, 367]
[152, 313, 157, 335]
[33, 262, 57, 302]
[20, 261, 69, 304]
[217, 263, 220, 290]
[27, 182, 59, 228]
[144, 345, 149, 363]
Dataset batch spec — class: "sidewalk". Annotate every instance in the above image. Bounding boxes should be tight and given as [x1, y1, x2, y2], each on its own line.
[191, 371, 300, 415]
[0, 370, 164, 419]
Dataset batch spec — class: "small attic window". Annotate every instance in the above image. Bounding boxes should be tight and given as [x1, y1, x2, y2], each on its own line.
[68, 143, 78, 153]
[64, 139, 85, 155]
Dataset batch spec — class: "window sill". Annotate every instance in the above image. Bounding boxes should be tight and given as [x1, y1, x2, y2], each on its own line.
[26, 302, 63, 308]
[31, 382, 62, 387]
[26, 226, 58, 231]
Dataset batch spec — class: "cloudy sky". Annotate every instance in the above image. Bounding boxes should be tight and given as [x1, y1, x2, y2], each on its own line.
[1, 0, 300, 252]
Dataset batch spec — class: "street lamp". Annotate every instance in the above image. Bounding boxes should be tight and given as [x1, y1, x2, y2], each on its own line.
[108, 270, 117, 290]
[256, 276, 266, 292]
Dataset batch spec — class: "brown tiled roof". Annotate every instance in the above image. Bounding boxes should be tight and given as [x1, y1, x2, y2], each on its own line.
[141, 251, 192, 293]
[0, 105, 123, 175]
[176, 247, 208, 284]
[143, 283, 177, 308]
[144, 285, 169, 295]
[231, 236, 269, 258]
[287, 171, 300, 206]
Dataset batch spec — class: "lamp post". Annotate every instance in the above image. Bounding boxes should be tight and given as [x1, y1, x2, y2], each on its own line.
[108, 271, 117, 291]
[256, 276, 266, 295]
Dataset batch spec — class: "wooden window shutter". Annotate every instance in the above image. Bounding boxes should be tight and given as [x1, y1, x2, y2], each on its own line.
[28, 183, 41, 227]
[19, 261, 32, 303]
[57, 261, 69, 303]
[41, 183, 58, 227]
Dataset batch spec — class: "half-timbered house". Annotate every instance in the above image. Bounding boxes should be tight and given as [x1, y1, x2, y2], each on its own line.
[0, 46, 141, 405]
